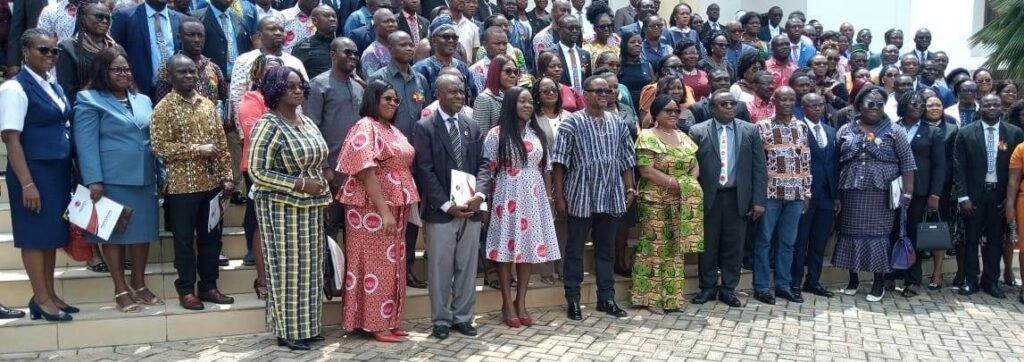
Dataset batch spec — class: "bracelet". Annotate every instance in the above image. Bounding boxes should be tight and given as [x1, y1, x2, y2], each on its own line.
[22, 182, 34, 190]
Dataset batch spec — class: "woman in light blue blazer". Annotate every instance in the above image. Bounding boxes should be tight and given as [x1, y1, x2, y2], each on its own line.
[74, 47, 161, 313]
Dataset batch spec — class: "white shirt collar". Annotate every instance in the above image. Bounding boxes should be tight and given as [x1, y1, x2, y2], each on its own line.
[24, 66, 52, 84]
[439, 109, 458, 123]
[145, 2, 166, 17]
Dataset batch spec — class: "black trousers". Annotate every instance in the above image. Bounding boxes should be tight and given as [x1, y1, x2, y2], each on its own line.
[563, 213, 621, 303]
[792, 201, 836, 289]
[698, 189, 746, 293]
[406, 223, 419, 275]
[243, 173, 256, 252]
[964, 187, 1006, 287]
[887, 195, 928, 286]
[166, 188, 224, 297]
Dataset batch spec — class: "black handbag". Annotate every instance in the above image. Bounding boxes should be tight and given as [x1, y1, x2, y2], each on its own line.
[916, 211, 953, 251]
[323, 236, 343, 300]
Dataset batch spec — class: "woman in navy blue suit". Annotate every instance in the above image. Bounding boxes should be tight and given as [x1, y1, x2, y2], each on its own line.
[0, 29, 75, 321]
[74, 47, 162, 313]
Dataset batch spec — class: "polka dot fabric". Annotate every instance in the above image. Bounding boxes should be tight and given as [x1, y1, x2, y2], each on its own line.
[482, 127, 561, 264]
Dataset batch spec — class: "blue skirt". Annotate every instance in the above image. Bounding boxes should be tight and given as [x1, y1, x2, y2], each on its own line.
[6, 158, 72, 249]
[85, 183, 159, 245]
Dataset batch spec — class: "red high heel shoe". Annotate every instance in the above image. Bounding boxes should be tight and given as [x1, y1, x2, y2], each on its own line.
[390, 327, 410, 336]
[518, 314, 533, 327]
[370, 331, 403, 343]
[504, 316, 521, 328]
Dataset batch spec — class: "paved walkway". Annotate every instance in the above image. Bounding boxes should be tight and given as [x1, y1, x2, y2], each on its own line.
[4, 284, 1024, 362]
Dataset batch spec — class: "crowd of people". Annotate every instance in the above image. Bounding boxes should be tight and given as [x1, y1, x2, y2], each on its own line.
[0, 0, 1022, 352]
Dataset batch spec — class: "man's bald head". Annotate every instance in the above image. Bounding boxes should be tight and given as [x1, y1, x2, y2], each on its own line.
[387, 30, 411, 47]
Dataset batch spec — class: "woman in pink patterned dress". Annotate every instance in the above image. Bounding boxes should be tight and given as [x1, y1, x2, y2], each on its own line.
[480, 86, 561, 328]
[336, 80, 420, 343]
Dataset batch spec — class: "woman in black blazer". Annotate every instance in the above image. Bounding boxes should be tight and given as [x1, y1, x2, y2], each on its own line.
[55, 2, 121, 107]
[886, 90, 945, 297]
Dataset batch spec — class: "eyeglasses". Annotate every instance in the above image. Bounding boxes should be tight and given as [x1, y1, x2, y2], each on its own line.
[502, 68, 520, 77]
[383, 95, 402, 105]
[646, 23, 663, 29]
[92, 13, 112, 22]
[286, 83, 305, 92]
[540, 88, 558, 95]
[667, 65, 683, 71]
[32, 46, 59, 57]
[662, 108, 681, 116]
[959, 89, 977, 95]
[436, 34, 459, 42]
[586, 88, 612, 96]
[884, 73, 897, 78]
[908, 102, 924, 108]
[715, 100, 737, 108]
[827, 57, 840, 62]
[862, 100, 885, 109]
[335, 48, 358, 57]
[108, 66, 132, 75]
[595, 24, 612, 30]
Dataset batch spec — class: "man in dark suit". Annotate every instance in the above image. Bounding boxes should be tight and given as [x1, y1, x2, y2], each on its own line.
[791, 93, 837, 298]
[552, 14, 589, 93]
[886, 92, 946, 296]
[321, 0, 361, 35]
[111, 0, 187, 99]
[689, 90, 767, 307]
[412, 74, 487, 340]
[474, 0, 496, 21]
[953, 94, 1024, 298]
[689, 68, 751, 127]
[191, 0, 253, 83]
[398, 0, 428, 42]
[757, 6, 783, 42]
[5, 0, 46, 74]
[912, 28, 934, 62]
[699, 3, 722, 41]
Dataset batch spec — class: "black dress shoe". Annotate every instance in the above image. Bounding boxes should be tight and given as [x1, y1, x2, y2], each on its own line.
[566, 301, 582, 320]
[776, 289, 803, 303]
[982, 284, 1007, 299]
[406, 274, 428, 289]
[958, 283, 977, 296]
[802, 284, 834, 298]
[718, 292, 742, 307]
[753, 291, 776, 305]
[451, 322, 478, 336]
[432, 325, 450, 339]
[277, 338, 310, 351]
[596, 300, 628, 318]
[304, 335, 325, 343]
[691, 289, 717, 304]
[0, 304, 25, 319]
[1019, 294, 1024, 304]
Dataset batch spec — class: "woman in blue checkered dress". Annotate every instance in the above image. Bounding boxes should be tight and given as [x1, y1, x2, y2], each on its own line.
[832, 85, 916, 302]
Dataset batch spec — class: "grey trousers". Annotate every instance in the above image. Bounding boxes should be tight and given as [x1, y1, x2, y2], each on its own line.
[425, 218, 482, 327]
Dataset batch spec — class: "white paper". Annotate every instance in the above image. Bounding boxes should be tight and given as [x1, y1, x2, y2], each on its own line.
[66, 185, 125, 241]
[208, 192, 227, 232]
[326, 236, 345, 290]
[890, 176, 902, 210]
[407, 202, 423, 227]
[450, 169, 477, 206]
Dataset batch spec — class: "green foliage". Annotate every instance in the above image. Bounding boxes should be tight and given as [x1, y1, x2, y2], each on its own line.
[970, 0, 1024, 80]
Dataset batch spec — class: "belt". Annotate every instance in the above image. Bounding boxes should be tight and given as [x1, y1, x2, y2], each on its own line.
[718, 187, 737, 192]
[984, 182, 998, 191]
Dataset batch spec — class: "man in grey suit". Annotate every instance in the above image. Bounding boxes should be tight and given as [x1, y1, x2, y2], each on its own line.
[411, 74, 487, 340]
[689, 90, 767, 307]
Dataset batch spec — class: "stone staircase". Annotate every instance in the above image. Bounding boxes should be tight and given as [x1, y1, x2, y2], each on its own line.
[0, 176, 962, 354]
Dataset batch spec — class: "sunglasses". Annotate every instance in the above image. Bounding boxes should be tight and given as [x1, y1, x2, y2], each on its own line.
[540, 88, 558, 95]
[92, 13, 112, 22]
[502, 68, 520, 77]
[108, 66, 132, 75]
[436, 34, 459, 42]
[663, 108, 681, 116]
[884, 73, 897, 78]
[335, 48, 358, 57]
[595, 24, 612, 30]
[32, 46, 60, 57]
[862, 100, 885, 109]
[383, 95, 402, 105]
[716, 100, 737, 108]
[586, 88, 612, 96]
[908, 102, 923, 108]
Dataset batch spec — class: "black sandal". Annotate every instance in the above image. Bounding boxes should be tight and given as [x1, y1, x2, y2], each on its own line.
[87, 262, 109, 273]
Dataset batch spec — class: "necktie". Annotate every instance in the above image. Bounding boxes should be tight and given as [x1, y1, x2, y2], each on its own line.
[154, 13, 171, 63]
[815, 124, 825, 148]
[987, 126, 997, 177]
[719, 125, 729, 186]
[220, 13, 237, 75]
[791, 44, 799, 64]
[568, 47, 580, 93]
[449, 118, 464, 169]
[409, 14, 420, 42]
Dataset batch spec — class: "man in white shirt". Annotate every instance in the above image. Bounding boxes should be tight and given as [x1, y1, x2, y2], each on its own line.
[449, 0, 479, 61]
[229, 16, 308, 127]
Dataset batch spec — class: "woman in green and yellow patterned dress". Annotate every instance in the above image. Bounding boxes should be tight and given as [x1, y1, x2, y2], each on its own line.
[631, 95, 704, 314]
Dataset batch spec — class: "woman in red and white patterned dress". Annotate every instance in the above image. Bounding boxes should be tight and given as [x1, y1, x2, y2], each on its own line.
[336, 80, 419, 343]
[480, 87, 561, 328]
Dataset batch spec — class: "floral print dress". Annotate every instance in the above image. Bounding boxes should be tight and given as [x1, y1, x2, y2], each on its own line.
[630, 129, 704, 310]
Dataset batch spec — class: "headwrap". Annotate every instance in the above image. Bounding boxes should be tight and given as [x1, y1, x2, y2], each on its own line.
[429, 15, 456, 38]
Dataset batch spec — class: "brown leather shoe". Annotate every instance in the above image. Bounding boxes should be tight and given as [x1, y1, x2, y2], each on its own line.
[199, 289, 235, 305]
[179, 294, 205, 310]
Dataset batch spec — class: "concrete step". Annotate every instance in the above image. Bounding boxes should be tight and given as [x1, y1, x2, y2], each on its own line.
[0, 201, 246, 234]
[0, 273, 631, 353]
[0, 228, 248, 270]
